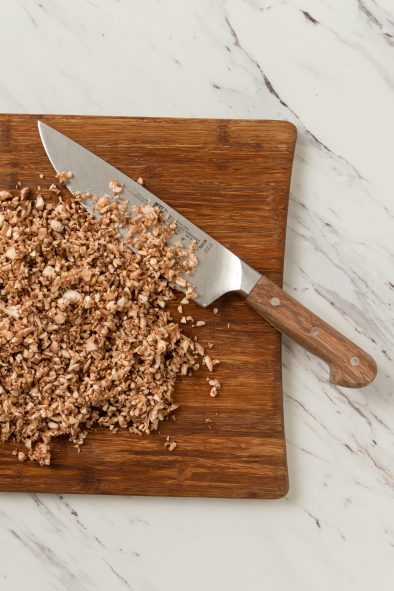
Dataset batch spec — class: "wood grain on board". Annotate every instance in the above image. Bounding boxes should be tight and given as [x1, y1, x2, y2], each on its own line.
[0, 114, 296, 498]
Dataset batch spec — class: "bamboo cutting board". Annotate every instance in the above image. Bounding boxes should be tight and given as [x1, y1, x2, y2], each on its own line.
[0, 114, 296, 498]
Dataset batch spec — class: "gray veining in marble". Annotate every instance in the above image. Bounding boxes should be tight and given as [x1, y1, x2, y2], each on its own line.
[0, 1, 393, 590]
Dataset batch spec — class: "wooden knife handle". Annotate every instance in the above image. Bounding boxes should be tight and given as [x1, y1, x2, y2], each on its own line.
[246, 276, 377, 388]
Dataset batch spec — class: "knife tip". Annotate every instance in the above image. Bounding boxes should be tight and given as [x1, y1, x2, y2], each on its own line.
[37, 121, 52, 147]
[37, 120, 52, 132]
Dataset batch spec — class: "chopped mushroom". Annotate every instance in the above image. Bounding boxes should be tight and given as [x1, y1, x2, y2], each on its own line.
[56, 171, 73, 184]
[164, 436, 177, 451]
[0, 180, 217, 465]
[109, 179, 123, 194]
[204, 355, 213, 372]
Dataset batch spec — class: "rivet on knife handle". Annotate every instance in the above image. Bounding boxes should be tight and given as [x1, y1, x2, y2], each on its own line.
[246, 276, 377, 388]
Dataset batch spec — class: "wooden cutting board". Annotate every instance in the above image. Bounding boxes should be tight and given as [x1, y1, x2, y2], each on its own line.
[0, 114, 296, 498]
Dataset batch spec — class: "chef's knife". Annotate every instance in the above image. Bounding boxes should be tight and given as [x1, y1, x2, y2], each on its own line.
[38, 121, 377, 388]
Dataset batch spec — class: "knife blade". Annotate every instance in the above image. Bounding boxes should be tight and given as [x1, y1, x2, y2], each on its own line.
[38, 121, 260, 308]
[38, 121, 377, 388]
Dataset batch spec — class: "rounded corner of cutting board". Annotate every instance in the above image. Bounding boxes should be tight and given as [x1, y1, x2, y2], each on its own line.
[283, 120, 298, 141]
[272, 478, 290, 500]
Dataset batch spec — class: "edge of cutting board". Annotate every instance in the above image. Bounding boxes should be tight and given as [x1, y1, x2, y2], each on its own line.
[0, 114, 297, 499]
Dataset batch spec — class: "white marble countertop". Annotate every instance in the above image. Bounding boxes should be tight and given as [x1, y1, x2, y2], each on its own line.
[0, 1, 393, 589]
